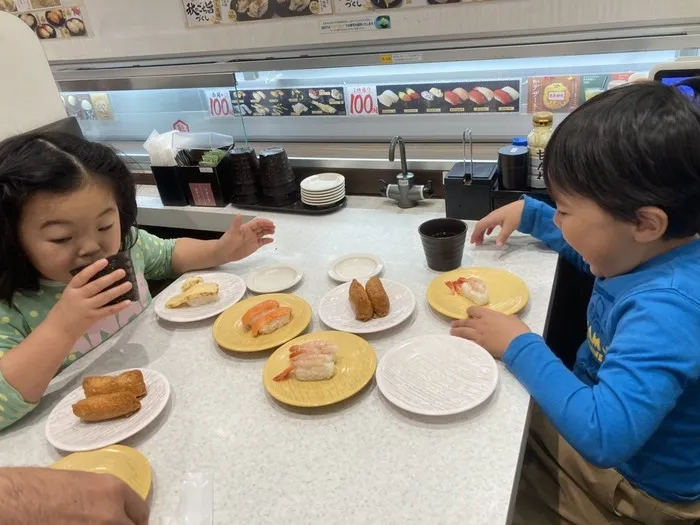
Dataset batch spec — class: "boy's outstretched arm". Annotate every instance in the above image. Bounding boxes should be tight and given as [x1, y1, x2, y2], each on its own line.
[503, 290, 700, 467]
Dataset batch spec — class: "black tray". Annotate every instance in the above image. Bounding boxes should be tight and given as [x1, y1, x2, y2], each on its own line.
[232, 197, 347, 215]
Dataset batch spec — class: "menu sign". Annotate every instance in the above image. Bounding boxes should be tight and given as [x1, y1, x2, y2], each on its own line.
[580, 73, 634, 104]
[231, 87, 347, 116]
[182, 0, 331, 26]
[375, 80, 521, 115]
[528, 76, 581, 113]
[11, 2, 88, 40]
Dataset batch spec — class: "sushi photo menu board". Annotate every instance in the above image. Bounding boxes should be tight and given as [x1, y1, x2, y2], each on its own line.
[182, 0, 332, 26]
[231, 87, 347, 116]
[13, 3, 88, 40]
[375, 80, 521, 115]
[333, 0, 489, 14]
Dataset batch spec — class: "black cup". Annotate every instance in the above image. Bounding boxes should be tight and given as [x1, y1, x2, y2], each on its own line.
[419, 218, 468, 272]
[70, 251, 140, 306]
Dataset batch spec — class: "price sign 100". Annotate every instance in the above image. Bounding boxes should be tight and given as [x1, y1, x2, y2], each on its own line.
[210, 96, 232, 117]
[350, 92, 377, 115]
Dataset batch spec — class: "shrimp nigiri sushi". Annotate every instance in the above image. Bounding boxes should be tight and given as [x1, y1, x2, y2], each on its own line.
[242, 300, 280, 330]
[251, 306, 293, 337]
[460, 277, 489, 306]
[274, 340, 338, 382]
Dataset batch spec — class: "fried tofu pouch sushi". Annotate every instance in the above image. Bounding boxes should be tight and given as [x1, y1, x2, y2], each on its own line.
[365, 276, 390, 318]
[349, 279, 374, 321]
[82, 370, 147, 399]
[72, 391, 141, 422]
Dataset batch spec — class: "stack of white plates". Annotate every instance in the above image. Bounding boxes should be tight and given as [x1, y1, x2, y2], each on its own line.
[301, 173, 345, 207]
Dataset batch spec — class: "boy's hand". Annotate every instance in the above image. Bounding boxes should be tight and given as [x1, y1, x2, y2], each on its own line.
[216, 215, 275, 263]
[471, 200, 524, 247]
[49, 260, 133, 339]
[450, 306, 530, 359]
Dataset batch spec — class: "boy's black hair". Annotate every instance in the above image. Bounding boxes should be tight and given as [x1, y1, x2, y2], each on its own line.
[0, 131, 137, 302]
[543, 77, 700, 239]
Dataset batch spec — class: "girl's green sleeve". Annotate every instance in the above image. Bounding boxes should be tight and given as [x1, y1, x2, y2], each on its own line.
[0, 307, 36, 431]
[133, 228, 177, 281]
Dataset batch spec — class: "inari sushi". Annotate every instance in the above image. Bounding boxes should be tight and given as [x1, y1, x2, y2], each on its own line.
[242, 299, 280, 330]
[469, 87, 495, 105]
[460, 277, 489, 306]
[83, 370, 147, 399]
[349, 279, 374, 321]
[365, 276, 390, 317]
[452, 87, 470, 101]
[493, 86, 520, 104]
[444, 91, 461, 106]
[72, 391, 141, 423]
[251, 306, 293, 337]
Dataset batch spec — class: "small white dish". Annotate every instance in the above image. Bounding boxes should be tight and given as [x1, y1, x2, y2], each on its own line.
[302, 196, 345, 206]
[376, 335, 498, 416]
[301, 184, 345, 195]
[318, 279, 415, 334]
[301, 190, 345, 201]
[245, 264, 303, 294]
[153, 271, 246, 323]
[46, 368, 171, 452]
[300, 173, 345, 192]
[328, 253, 383, 282]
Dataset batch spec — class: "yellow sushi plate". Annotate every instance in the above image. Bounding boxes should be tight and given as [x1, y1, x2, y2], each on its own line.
[426, 267, 530, 319]
[50, 445, 152, 500]
[263, 331, 377, 408]
[213, 293, 312, 352]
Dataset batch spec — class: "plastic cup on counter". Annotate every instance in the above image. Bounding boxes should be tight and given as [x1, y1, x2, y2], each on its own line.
[419, 218, 467, 272]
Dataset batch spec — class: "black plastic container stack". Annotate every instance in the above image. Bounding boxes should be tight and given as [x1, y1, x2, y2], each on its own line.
[258, 148, 299, 207]
[225, 147, 261, 205]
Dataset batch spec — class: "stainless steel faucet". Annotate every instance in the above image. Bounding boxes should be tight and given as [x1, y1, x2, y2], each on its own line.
[380, 136, 432, 208]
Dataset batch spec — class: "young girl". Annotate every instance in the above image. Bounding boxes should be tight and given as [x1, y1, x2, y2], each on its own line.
[0, 131, 275, 430]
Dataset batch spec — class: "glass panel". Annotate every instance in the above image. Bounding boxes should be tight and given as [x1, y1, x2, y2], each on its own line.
[60, 48, 699, 145]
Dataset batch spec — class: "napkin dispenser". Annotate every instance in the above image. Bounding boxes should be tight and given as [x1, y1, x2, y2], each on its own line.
[444, 129, 498, 220]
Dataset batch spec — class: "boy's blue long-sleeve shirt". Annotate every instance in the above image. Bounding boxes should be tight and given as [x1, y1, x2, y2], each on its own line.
[504, 197, 700, 503]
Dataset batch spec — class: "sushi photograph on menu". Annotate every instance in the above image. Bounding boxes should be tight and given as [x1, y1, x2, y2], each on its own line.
[376, 79, 521, 115]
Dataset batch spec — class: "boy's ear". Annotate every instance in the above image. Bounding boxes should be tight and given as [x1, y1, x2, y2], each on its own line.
[633, 206, 668, 242]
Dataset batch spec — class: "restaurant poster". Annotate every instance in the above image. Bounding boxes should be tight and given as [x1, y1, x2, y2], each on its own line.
[579, 73, 634, 104]
[375, 80, 521, 115]
[527, 75, 581, 113]
[7, 0, 89, 39]
[182, 0, 332, 26]
[230, 87, 347, 116]
[61, 93, 114, 121]
[182, 0, 493, 24]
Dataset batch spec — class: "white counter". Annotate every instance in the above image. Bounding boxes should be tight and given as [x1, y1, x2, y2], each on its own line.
[0, 195, 558, 525]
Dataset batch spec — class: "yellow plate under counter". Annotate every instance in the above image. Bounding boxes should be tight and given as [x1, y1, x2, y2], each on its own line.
[263, 331, 377, 408]
[426, 267, 530, 319]
[213, 293, 312, 352]
[50, 445, 152, 500]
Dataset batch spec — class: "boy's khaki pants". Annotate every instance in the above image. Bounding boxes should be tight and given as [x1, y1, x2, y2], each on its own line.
[513, 406, 700, 525]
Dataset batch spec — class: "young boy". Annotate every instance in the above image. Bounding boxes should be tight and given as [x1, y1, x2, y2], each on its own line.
[451, 79, 700, 524]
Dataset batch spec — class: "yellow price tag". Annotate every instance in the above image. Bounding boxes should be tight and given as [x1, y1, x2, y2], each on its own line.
[380, 54, 393, 65]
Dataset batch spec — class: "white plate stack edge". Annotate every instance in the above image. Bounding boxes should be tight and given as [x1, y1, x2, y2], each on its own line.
[301, 173, 346, 207]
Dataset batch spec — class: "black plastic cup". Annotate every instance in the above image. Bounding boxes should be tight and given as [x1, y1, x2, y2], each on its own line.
[70, 251, 140, 306]
[419, 218, 468, 272]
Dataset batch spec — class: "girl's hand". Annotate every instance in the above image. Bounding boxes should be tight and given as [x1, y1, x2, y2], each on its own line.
[450, 306, 530, 359]
[216, 215, 275, 263]
[48, 260, 133, 339]
[470, 200, 524, 247]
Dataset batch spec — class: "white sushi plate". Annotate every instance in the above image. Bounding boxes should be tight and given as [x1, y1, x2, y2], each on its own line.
[153, 271, 246, 323]
[46, 368, 171, 452]
[376, 335, 498, 416]
[300, 173, 345, 192]
[245, 264, 303, 294]
[318, 279, 415, 334]
[328, 253, 383, 282]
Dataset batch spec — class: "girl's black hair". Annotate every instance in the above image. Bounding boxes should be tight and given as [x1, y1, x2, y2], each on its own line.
[0, 131, 137, 302]
[543, 77, 700, 239]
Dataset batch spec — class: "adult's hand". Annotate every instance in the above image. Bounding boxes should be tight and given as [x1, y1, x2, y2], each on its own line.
[0, 468, 149, 524]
